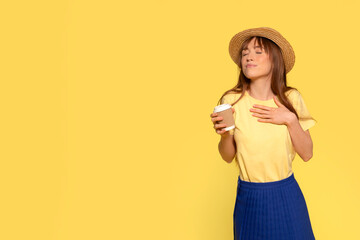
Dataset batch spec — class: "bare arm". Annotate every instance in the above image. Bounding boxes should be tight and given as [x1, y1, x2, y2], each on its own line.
[286, 114, 313, 162]
[218, 132, 236, 163]
[210, 108, 237, 163]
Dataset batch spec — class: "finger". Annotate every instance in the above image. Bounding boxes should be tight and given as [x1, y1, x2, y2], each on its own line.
[210, 112, 218, 117]
[273, 96, 283, 107]
[253, 104, 272, 111]
[214, 123, 227, 129]
[257, 118, 271, 122]
[250, 108, 269, 114]
[217, 128, 226, 134]
[252, 113, 271, 119]
[212, 116, 223, 123]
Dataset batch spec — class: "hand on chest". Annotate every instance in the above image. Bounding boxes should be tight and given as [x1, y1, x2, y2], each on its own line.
[233, 103, 289, 145]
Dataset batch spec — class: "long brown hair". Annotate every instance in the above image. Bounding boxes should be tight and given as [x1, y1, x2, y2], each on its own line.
[218, 36, 299, 119]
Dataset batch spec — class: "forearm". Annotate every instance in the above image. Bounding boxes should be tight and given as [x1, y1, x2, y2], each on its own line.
[218, 132, 236, 163]
[286, 114, 313, 161]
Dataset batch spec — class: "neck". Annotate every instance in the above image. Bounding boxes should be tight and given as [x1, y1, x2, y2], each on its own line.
[248, 77, 274, 100]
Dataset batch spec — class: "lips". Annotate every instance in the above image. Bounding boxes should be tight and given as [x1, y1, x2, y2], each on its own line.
[246, 64, 257, 68]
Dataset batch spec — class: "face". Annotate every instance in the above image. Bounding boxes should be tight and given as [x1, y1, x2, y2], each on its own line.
[241, 37, 273, 81]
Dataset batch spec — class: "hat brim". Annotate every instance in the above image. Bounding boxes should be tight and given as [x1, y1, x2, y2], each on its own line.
[229, 27, 295, 74]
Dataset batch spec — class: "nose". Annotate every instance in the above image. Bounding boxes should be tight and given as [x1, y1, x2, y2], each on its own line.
[246, 57, 254, 63]
[245, 52, 254, 62]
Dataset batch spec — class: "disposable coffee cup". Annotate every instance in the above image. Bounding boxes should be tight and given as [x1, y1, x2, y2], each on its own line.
[213, 104, 235, 131]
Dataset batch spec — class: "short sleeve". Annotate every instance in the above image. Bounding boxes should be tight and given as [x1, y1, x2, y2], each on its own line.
[293, 91, 317, 131]
[220, 94, 231, 105]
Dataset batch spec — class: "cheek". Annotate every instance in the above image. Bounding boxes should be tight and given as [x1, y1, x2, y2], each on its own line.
[241, 60, 247, 69]
[259, 57, 272, 69]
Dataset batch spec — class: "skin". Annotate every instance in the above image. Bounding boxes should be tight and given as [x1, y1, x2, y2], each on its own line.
[210, 37, 314, 162]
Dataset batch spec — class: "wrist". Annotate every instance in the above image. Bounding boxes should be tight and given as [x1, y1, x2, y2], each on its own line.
[221, 130, 233, 139]
[285, 112, 297, 127]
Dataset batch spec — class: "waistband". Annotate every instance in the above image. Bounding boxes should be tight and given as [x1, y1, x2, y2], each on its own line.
[237, 173, 295, 190]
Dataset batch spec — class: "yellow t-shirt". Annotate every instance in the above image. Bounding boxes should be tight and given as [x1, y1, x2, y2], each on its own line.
[220, 89, 317, 183]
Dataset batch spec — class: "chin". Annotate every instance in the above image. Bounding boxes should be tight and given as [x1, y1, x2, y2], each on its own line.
[244, 71, 269, 80]
[245, 73, 262, 79]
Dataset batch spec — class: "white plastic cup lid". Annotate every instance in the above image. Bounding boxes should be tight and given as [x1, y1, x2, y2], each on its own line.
[213, 103, 231, 113]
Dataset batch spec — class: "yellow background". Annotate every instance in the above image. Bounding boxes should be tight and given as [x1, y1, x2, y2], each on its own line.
[0, 0, 359, 239]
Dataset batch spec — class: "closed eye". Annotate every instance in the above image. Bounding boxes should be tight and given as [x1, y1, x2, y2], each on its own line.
[242, 52, 262, 56]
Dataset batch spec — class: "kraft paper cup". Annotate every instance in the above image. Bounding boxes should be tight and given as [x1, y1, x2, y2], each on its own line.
[213, 104, 235, 131]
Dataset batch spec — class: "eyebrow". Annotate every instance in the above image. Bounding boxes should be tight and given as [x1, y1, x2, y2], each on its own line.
[242, 46, 263, 51]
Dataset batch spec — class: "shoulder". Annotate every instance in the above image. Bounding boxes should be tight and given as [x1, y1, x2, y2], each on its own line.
[226, 90, 241, 96]
[221, 91, 242, 104]
[285, 88, 301, 104]
[285, 88, 300, 97]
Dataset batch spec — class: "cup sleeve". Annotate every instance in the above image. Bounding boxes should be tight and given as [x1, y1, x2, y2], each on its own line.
[219, 94, 235, 135]
[293, 91, 317, 131]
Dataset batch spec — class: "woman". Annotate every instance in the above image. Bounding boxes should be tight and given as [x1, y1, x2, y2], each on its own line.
[210, 27, 317, 239]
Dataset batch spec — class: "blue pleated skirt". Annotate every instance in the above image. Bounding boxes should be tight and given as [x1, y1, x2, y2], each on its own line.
[233, 173, 315, 240]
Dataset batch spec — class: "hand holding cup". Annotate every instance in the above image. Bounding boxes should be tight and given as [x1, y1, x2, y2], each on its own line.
[210, 105, 235, 135]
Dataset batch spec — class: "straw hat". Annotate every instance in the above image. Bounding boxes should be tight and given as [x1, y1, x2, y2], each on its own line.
[228, 27, 295, 74]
